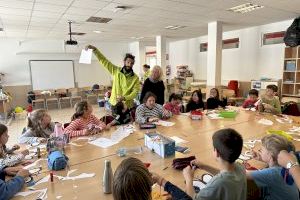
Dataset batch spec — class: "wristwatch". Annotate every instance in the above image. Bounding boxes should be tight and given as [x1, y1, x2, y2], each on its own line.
[286, 161, 299, 169]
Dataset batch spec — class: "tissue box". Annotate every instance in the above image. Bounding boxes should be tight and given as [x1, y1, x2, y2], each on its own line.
[144, 132, 175, 158]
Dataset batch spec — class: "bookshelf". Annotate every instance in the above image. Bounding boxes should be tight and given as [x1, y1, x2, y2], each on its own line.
[174, 65, 193, 94]
[282, 46, 300, 97]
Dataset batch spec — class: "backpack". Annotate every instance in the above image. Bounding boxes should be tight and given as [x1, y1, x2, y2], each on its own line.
[284, 17, 300, 47]
[47, 150, 69, 170]
[282, 101, 300, 116]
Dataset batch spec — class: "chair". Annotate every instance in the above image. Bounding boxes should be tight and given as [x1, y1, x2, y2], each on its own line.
[31, 90, 46, 109]
[69, 88, 82, 107]
[56, 89, 71, 109]
[45, 90, 59, 110]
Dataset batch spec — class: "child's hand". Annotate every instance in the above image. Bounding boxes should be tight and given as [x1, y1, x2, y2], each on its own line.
[190, 159, 204, 168]
[4, 166, 23, 176]
[151, 172, 166, 187]
[262, 103, 273, 110]
[252, 149, 262, 161]
[105, 123, 112, 130]
[21, 149, 29, 156]
[278, 150, 297, 168]
[183, 166, 195, 182]
[12, 144, 20, 150]
[16, 169, 30, 178]
[148, 117, 159, 123]
[37, 138, 46, 143]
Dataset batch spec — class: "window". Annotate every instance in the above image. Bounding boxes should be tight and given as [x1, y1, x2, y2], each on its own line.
[222, 38, 239, 49]
[199, 38, 239, 52]
[262, 31, 285, 45]
[200, 43, 208, 52]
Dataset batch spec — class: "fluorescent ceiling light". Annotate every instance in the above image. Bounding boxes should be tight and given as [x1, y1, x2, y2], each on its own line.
[130, 36, 144, 40]
[165, 25, 186, 30]
[227, 3, 264, 13]
[93, 30, 102, 33]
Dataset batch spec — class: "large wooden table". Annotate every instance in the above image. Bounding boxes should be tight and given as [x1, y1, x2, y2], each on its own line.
[12, 109, 300, 199]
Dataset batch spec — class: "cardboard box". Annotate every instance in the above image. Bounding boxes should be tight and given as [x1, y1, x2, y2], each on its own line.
[144, 132, 175, 158]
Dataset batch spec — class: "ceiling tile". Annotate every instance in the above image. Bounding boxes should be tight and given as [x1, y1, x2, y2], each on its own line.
[0, 7, 31, 15]
[34, 3, 68, 13]
[32, 10, 62, 18]
[0, 0, 34, 9]
[65, 7, 99, 16]
[72, 0, 110, 9]
[35, 0, 73, 6]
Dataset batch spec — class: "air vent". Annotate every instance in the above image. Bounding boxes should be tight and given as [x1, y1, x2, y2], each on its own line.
[68, 32, 86, 36]
[0, 28, 3, 31]
[86, 16, 112, 23]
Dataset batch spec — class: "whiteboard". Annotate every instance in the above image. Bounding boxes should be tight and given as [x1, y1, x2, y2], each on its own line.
[30, 60, 75, 90]
[75, 60, 112, 87]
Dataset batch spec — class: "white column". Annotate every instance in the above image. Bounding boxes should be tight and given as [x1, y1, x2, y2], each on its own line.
[207, 21, 222, 87]
[156, 35, 167, 82]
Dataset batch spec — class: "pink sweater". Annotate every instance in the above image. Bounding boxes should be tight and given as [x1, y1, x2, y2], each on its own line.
[64, 115, 106, 138]
[164, 102, 181, 115]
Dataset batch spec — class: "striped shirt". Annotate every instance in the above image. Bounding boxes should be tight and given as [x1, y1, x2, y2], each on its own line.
[0, 146, 24, 170]
[135, 103, 172, 124]
[64, 115, 106, 138]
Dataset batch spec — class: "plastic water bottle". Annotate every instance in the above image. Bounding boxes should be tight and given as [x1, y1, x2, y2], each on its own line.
[117, 146, 143, 157]
[103, 160, 113, 194]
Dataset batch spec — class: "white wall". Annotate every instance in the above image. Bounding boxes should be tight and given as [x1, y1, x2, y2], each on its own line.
[168, 19, 293, 84]
[0, 39, 129, 87]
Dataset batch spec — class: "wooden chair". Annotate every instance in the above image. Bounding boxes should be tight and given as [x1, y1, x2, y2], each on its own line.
[31, 90, 46, 109]
[45, 90, 59, 110]
[57, 88, 71, 109]
[69, 88, 82, 107]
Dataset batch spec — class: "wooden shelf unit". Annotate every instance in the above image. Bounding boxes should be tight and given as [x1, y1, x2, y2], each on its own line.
[282, 46, 300, 97]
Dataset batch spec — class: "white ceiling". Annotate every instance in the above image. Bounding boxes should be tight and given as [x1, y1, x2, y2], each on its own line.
[0, 0, 299, 42]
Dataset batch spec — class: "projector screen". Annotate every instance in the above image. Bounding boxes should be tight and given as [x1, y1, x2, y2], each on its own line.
[30, 60, 75, 90]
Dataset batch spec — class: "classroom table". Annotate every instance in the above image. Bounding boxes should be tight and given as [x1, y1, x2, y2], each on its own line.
[11, 109, 300, 200]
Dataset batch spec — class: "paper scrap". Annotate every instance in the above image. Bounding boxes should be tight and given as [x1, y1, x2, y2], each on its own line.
[207, 113, 223, 119]
[193, 180, 206, 190]
[79, 49, 92, 64]
[89, 125, 134, 148]
[35, 175, 50, 186]
[170, 136, 188, 144]
[154, 120, 175, 127]
[258, 118, 273, 126]
[15, 188, 47, 198]
[23, 159, 45, 170]
[89, 137, 118, 148]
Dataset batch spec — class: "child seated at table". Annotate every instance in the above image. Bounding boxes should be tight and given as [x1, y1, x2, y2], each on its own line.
[19, 109, 55, 144]
[206, 88, 227, 109]
[242, 89, 259, 109]
[113, 157, 192, 200]
[0, 168, 30, 200]
[186, 90, 204, 112]
[64, 101, 107, 138]
[164, 93, 182, 115]
[0, 124, 29, 171]
[135, 92, 172, 124]
[153, 128, 247, 200]
[258, 84, 281, 114]
[104, 101, 132, 129]
[247, 134, 299, 200]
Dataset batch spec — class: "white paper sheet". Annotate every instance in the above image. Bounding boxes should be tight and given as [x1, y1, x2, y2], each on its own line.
[154, 120, 175, 126]
[258, 118, 273, 125]
[170, 136, 188, 144]
[89, 137, 118, 148]
[206, 113, 223, 119]
[35, 175, 50, 186]
[15, 188, 47, 198]
[79, 49, 92, 64]
[23, 159, 45, 170]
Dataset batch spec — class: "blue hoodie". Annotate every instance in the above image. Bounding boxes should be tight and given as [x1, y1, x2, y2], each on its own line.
[0, 169, 24, 200]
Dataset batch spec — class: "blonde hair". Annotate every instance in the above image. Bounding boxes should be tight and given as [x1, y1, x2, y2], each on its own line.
[262, 134, 295, 164]
[113, 157, 152, 200]
[151, 65, 163, 81]
[27, 109, 49, 137]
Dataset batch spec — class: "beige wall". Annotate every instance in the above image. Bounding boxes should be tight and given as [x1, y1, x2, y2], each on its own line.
[4, 85, 32, 109]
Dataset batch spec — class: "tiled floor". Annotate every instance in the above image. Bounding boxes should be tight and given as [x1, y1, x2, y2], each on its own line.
[4, 105, 106, 146]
